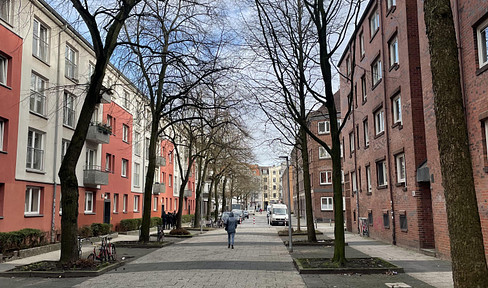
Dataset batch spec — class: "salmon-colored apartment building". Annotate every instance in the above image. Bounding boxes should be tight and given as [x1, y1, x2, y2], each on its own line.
[0, 0, 195, 241]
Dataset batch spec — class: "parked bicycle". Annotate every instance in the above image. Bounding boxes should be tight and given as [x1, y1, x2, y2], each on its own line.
[87, 236, 116, 262]
[78, 236, 86, 257]
[157, 224, 164, 242]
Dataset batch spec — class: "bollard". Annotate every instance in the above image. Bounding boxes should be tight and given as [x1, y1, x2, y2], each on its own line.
[253, 217, 255, 225]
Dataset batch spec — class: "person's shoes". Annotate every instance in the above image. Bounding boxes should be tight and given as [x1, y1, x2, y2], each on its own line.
[228, 244, 230, 248]
[231, 245, 234, 249]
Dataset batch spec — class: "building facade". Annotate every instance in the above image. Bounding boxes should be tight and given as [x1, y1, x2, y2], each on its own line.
[0, 0, 195, 239]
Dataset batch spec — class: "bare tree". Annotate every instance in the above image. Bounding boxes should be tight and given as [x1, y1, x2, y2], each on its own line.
[58, 0, 140, 263]
[423, 1, 488, 286]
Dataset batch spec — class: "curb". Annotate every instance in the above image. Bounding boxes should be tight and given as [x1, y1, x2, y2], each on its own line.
[293, 258, 404, 275]
[115, 241, 174, 248]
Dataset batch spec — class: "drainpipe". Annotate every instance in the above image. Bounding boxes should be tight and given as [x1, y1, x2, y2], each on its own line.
[379, 0, 396, 245]
[51, 24, 68, 243]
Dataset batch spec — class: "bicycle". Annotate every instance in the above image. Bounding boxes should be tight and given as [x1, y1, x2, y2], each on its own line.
[157, 224, 164, 242]
[88, 236, 116, 262]
[78, 236, 86, 257]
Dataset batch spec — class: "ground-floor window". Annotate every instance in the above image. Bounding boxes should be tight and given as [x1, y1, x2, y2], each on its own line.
[25, 187, 41, 215]
[321, 197, 333, 211]
[84, 191, 94, 213]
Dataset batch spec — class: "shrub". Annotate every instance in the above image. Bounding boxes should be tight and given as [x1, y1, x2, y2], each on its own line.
[78, 225, 93, 238]
[119, 218, 142, 232]
[150, 217, 162, 227]
[90, 223, 112, 236]
[181, 214, 193, 223]
[169, 228, 190, 235]
[0, 228, 46, 254]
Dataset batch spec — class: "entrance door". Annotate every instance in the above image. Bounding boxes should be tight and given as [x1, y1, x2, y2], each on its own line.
[103, 200, 111, 224]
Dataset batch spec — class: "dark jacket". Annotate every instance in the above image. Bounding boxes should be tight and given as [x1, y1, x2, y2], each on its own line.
[225, 213, 238, 234]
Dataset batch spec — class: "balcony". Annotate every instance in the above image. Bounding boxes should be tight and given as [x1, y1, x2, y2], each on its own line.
[86, 123, 111, 144]
[153, 183, 166, 194]
[83, 165, 109, 187]
[155, 156, 166, 167]
[184, 189, 192, 198]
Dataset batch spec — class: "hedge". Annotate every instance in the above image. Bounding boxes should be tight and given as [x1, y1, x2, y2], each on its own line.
[0, 228, 46, 254]
[181, 214, 193, 223]
[118, 217, 162, 232]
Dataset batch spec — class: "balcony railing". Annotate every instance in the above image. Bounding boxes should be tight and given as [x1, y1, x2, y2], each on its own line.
[155, 156, 166, 167]
[83, 165, 109, 186]
[86, 123, 111, 144]
[153, 182, 166, 194]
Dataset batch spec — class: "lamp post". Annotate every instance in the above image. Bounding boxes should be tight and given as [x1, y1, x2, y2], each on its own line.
[279, 156, 293, 252]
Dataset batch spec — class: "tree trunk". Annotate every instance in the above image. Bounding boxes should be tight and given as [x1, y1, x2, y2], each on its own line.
[295, 152, 301, 231]
[423, 1, 488, 286]
[214, 178, 219, 222]
[299, 126, 316, 242]
[221, 177, 227, 212]
[206, 178, 214, 220]
[140, 114, 159, 242]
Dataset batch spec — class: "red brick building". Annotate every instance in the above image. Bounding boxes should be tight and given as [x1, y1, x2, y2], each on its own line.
[340, 0, 488, 260]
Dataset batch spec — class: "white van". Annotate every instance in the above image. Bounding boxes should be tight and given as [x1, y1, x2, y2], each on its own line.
[269, 204, 288, 226]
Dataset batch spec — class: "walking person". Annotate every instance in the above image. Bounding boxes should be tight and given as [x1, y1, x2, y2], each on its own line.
[224, 212, 238, 249]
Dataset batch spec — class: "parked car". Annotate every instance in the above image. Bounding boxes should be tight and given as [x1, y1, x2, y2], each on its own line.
[232, 209, 244, 222]
[221, 211, 231, 223]
[268, 204, 288, 226]
[243, 210, 249, 219]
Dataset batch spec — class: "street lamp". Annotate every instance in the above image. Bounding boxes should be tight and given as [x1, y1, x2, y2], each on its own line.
[279, 156, 293, 252]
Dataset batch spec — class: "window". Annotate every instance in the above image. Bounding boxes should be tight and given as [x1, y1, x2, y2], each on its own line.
[33, 19, 49, 62]
[107, 115, 113, 129]
[377, 160, 387, 186]
[84, 191, 93, 213]
[0, 0, 10, 22]
[105, 153, 114, 173]
[392, 94, 402, 125]
[153, 196, 157, 211]
[369, 10, 380, 38]
[389, 35, 399, 67]
[349, 131, 355, 154]
[123, 194, 128, 213]
[27, 129, 44, 170]
[359, 31, 365, 57]
[65, 45, 78, 80]
[351, 171, 357, 192]
[134, 162, 140, 187]
[25, 187, 41, 215]
[113, 194, 118, 213]
[273, 193, 276, 198]
[485, 120, 488, 161]
[318, 121, 330, 134]
[383, 211, 390, 229]
[361, 75, 367, 102]
[30, 73, 46, 116]
[124, 91, 130, 108]
[363, 120, 369, 147]
[61, 139, 70, 159]
[0, 55, 7, 85]
[85, 148, 96, 170]
[145, 137, 150, 160]
[346, 56, 351, 76]
[273, 185, 276, 190]
[321, 197, 333, 211]
[400, 213, 408, 231]
[478, 18, 488, 68]
[372, 57, 382, 85]
[319, 146, 331, 159]
[366, 165, 372, 193]
[122, 124, 129, 143]
[0, 119, 4, 151]
[273, 178, 276, 183]
[122, 158, 128, 177]
[374, 109, 385, 135]
[169, 174, 172, 187]
[387, 0, 396, 10]
[395, 153, 406, 183]
[134, 195, 140, 212]
[368, 210, 373, 226]
[134, 132, 141, 155]
[320, 171, 332, 185]
[63, 92, 75, 128]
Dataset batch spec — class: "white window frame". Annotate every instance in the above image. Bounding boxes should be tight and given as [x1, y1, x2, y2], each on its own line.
[61, 139, 70, 159]
[359, 31, 365, 57]
[25, 187, 41, 215]
[369, 10, 380, 38]
[85, 148, 96, 170]
[389, 35, 399, 67]
[63, 92, 76, 128]
[0, 0, 11, 23]
[113, 194, 118, 213]
[122, 158, 128, 177]
[33, 19, 49, 62]
[351, 171, 357, 192]
[124, 91, 130, 108]
[27, 129, 44, 171]
[134, 162, 140, 187]
[134, 132, 141, 156]
[0, 55, 7, 85]
[366, 165, 372, 193]
[377, 160, 388, 186]
[0, 119, 4, 151]
[169, 174, 172, 187]
[153, 196, 157, 211]
[349, 131, 355, 154]
[321, 197, 333, 211]
[123, 194, 128, 213]
[372, 58, 382, 85]
[361, 75, 367, 102]
[374, 109, 385, 135]
[30, 73, 47, 116]
[320, 171, 332, 185]
[318, 121, 330, 134]
[122, 124, 129, 143]
[65, 44, 78, 80]
[84, 191, 93, 213]
[392, 94, 402, 125]
[134, 195, 140, 212]
[477, 18, 488, 68]
[396, 153, 406, 183]
[363, 119, 369, 146]
[387, 0, 396, 10]
[318, 146, 331, 159]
